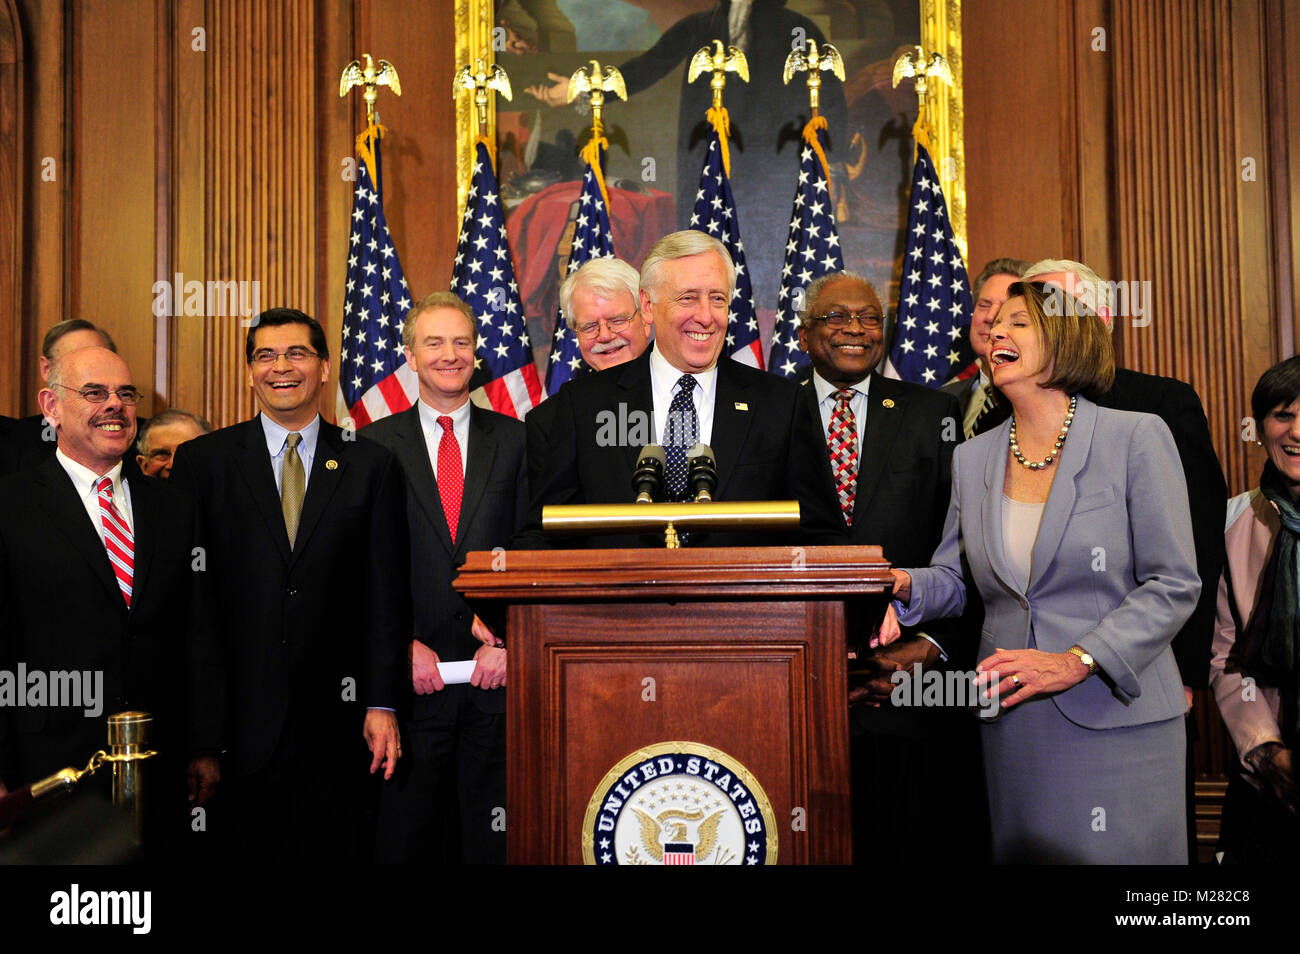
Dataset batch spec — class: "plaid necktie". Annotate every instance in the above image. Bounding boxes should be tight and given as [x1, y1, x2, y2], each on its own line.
[663, 374, 699, 500]
[436, 415, 464, 541]
[828, 389, 858, 526]
[96, 476, 134, 607]
[281, 432, 305, 548]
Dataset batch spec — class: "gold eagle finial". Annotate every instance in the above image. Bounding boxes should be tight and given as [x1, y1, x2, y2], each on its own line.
[339, 53, 401, 127]
[782, 39, 845, 116]
[453, 58, 513, 136]
[688, 39, 749, 111]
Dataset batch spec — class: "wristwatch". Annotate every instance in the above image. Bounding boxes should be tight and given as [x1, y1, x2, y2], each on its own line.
[1067, 645, 1098, 676]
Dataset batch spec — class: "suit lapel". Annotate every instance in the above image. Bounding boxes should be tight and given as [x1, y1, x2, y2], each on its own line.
[233, 417, 292, 566]
[616, 352, 655, 473]
[980, 417, 1021, 597]
[126, 476, 157, 614]
[712, 360, 755, 497]
[455, 405, 499, 559]
[291, 422, 347, 563]
[31, 457, 125, 611]
[1027, 395, 1095, 592]
[390, 405, 455, 555]
[852, 374, 906, 514]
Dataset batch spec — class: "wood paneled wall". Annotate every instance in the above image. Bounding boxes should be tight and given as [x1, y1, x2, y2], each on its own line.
[3, 0, 457, 427]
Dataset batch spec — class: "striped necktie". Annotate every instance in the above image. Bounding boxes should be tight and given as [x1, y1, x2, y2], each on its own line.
[96, 476, 134, 607]
[964, 380, 994, 439]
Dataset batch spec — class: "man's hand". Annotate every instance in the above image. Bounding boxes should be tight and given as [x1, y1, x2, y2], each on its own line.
[849, 637, 940, 708]
[411, 639, 445, 695]
[363, 709, 402, 780]
[470, 645, 507, 690]
[471, 615, 504, 648]
[187, 756, 220, 806]
[525, 72, 570, 107]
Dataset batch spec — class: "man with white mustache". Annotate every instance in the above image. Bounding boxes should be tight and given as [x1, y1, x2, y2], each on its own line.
[525, 258, 651, 491]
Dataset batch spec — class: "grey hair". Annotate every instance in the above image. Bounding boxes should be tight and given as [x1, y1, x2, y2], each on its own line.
[1023, 258, 1113, 314]
[639, 230, 735, 300]
[137, 408, 213, 454]
[559, 257, 641, 330]
[973, 257, 1032, 299]
[798, 271, 880, 327]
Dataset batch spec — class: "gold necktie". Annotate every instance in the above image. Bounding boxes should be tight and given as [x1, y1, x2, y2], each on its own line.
[281, 432, 305, 548]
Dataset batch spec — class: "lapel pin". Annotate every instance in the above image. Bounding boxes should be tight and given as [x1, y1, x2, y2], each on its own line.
[326, 459, 339, 470]
[735, 402, 748, 411]
[881, 399, 895, 408]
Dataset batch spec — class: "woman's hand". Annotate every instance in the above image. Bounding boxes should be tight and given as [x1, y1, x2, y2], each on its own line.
[868, 570, 912, 647]
[975, 648, 1091, 708]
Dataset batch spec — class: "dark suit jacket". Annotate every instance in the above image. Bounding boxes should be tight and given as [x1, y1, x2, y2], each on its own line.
[520, 349, 845, 548]
[0, 457, 219, 787]
[976, 367, 1227, 686]
[524, 386, 562, 497]
[363, 403, 527, 717]
[169, 416, 411, 777]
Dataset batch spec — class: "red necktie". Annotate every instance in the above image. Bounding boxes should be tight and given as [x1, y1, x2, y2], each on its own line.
[828, 390, 859, 526]
[436, 415, 464, 541]
[97, 476, 134, 607]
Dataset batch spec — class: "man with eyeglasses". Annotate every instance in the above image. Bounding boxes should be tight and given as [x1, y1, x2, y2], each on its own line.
[135, 409, 212, 479]
[795, 272, 986, 864]
[525, 257, 652, 491]
[0, 346, 221, 857]
[521, 230, 842, 548]
[170, 307, 411, 862]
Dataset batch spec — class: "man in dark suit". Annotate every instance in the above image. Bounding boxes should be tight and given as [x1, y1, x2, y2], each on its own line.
[170, 308, 410, 862]
[795, 272, 984, 863]
[525, 257, 652, 493]
[523, 230, 843, 548]
[364, 292, 527, 865]
[977, 258, 1228, 862]
[0, 346, 220, 854]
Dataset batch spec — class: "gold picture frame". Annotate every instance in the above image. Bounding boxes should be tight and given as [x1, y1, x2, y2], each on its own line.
[454, 1, 966, 262]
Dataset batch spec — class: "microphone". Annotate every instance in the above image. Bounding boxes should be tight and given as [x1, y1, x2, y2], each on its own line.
[632, 444, 666, 503]
[686, 444, 718, 502]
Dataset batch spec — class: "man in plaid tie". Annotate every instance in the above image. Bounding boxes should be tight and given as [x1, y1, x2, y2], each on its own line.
[796, 272, 987, 864]
[0, 346, 220, 857]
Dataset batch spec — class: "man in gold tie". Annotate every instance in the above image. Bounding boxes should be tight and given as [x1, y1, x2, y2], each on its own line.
[171, 308, 411, 862]
[940, 257, 1029, 438]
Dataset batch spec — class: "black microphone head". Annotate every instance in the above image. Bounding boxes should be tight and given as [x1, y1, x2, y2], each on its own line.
[686, 443, 715, 466]
[638, 444, 667, 467]
[686, 444, 718, 502]
[632, 444, 667, 503]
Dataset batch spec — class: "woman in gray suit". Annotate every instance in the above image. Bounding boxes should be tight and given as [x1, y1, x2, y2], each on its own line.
[881, 281, 1200, 863]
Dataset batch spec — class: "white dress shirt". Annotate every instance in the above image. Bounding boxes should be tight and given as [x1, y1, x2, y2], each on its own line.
[261, 413, 321, 492]
[417, 396, 471, 477]
[56, 449, 134, 540]
[648, 344, 718, 447]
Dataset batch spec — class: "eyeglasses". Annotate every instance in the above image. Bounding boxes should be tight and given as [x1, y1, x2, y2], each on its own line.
[53, 384, 142, 405]
[812, 311, 883, 330]
[250, 346, 320, 366]
[575, 315, 635, 339]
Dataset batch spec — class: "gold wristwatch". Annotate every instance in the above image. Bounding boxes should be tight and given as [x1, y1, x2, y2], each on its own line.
[1067, 645, 1098, 676]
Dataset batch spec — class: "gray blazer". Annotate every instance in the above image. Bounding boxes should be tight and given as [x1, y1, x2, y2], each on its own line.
[897, 394, 1199, 729]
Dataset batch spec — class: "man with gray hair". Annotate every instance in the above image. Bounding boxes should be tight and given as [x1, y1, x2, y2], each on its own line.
[136, 409, 213, 479]
[526, 257, 652, 490]
[521, 229, 841, 547]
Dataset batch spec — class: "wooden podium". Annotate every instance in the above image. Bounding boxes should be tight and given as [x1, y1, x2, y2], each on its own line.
[455, 544, 892, 865]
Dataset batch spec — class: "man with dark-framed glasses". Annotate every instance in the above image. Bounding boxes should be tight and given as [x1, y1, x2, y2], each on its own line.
[0, 346, 220, 859]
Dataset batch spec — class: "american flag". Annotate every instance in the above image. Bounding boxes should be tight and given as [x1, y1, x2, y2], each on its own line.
[884, 142, 975, 386]
[769, 119, 845, 378]
[452, 139, 542, 418]
[336, 135, 416, 427]
[545, 145, 615, 395]
[690, 122, 763, 369]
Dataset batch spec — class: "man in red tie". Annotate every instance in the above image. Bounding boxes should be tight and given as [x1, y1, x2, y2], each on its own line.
[363, 292, 526, 864]
[0, 346, 220, 854]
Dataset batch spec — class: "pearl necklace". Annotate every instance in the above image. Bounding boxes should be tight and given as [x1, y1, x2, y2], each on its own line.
[1009, 394, 1077, 470]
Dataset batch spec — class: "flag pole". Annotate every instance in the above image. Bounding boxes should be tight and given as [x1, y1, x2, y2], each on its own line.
[891, 45, 953, 163]
[453, 58, 513, 163]
[340, 54, 402, 189]
[566, 60, 626, 213]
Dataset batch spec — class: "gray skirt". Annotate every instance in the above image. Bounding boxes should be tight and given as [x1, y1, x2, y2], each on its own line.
[981, 694, 1186, 864]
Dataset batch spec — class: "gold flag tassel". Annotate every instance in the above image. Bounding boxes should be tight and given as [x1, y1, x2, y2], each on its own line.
[802, 114, 831, 181]
[579, 133, 613, 215]
[355, 122, 389, 188]
[706, 105, 733, 180]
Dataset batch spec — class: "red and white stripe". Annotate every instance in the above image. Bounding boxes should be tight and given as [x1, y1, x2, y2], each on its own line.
[337, 363, 418, 429]
[96, 476, 134, 607]
[473, 364, 543, 420]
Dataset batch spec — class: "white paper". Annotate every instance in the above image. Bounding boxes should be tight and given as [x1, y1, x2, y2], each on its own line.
[436, 660, 477, 685]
